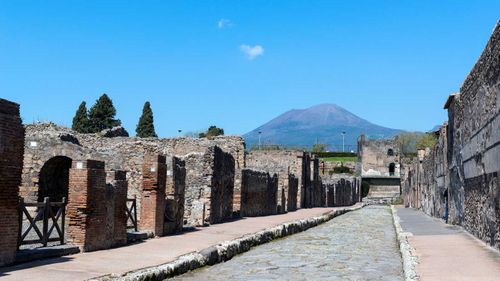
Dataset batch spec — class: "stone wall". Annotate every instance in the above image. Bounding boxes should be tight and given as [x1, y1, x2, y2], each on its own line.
[324, 174, 361, 207]
[240, 169, 278, 217]
[402, 22, 500, 251]
[182, 146, 234, 227]
[246, 150, 303, 212]
[0, 99, 24, 266]
[164, 157, 186, 235]
[21, 124, 240, 227]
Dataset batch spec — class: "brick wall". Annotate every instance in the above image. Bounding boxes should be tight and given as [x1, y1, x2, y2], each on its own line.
[67, 160, 112, 252]
[0, 99, 24, 266]
[139, 154, 167, 236]
[240, 169, 278, 217]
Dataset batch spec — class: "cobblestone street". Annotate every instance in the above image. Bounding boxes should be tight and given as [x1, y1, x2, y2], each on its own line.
[176, 206, 403, 281]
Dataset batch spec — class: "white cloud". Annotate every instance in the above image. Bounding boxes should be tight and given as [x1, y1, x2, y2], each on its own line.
[217, 19, 232, 29]
[239, 44, 264, 60]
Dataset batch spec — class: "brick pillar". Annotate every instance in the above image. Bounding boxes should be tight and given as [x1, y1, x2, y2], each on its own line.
[140, 154, 167, 236]
[108, 170, 128, 247]
[0, 99, 24, 266]
[67, 160, 109, 252]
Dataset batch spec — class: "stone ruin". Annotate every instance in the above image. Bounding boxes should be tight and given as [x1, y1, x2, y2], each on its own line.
[402, 21, 500, 251]
[358, 135, 401, 203]
[245, 149, 360, 212]
[324, 174, 361, 207]
[0, 98, 361, 267]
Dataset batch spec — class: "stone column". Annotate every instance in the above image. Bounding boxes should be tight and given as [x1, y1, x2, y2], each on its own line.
[140, 154, 167, 236]
[0, 99, 24, 266]
[67, 160, 109, 252]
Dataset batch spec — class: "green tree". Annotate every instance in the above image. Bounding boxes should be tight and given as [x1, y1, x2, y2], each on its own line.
[136, 101, 158, 138]
[416, 133, 438, 150]
[88, 94, 121, 132]
[71, 101, 91, 133]
[199, 125, 224, 139]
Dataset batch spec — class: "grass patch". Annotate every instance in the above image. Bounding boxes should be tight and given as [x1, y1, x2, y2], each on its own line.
[321, 157, 357, 162]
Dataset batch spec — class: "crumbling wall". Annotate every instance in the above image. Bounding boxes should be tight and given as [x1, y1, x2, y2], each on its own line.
[240, 169, 278, 217]
[324, 174, 360, 207]
[0, 99, 24, 266]
[22, 124, 241, 227]
[246, 150, 303, 212]
[164, 157, 186, 235]
[182, 146, 234, 226]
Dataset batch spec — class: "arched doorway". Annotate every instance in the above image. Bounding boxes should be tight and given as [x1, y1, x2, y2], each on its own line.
[38, 156, 72, 202]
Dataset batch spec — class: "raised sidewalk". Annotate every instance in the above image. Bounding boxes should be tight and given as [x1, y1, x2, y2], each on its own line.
[0, 205, 361, 281]
[396, 207, 500, 281]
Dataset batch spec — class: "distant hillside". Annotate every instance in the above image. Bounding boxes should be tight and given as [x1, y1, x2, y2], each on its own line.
[244, 104, 402, 151]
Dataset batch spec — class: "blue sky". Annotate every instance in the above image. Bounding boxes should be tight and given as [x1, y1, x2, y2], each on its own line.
[1, 1, 499, 137]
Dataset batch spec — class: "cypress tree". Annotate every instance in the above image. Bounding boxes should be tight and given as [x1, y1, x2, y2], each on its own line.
[136, 101, 158, 138]
[88, 93, 121, 132]
[71, 101, 91, 133]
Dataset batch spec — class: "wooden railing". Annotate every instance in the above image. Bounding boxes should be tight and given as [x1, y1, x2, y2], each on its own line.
[18, 197, 66, 249]
[126, 198, 138, 232]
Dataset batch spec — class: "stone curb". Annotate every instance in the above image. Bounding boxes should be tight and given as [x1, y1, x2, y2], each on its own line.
[92, 204, 363, 281]
[391, 205, 419, 281]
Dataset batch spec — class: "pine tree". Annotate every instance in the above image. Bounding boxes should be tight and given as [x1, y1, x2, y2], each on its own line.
[88, 93, 121, 132]
[136, 101, 158, 138]
[71, 101, 91, 133]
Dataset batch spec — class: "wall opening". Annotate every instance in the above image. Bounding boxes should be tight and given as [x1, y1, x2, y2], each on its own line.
[388, 149, 394, 156]
[389, 163, 395, 176]
[38, 156, 72, 202]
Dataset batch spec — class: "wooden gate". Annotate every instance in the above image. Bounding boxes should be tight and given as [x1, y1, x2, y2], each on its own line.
[18, 197, 66, 249]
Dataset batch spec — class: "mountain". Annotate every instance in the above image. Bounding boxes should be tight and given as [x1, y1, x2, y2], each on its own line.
[243, 104, 402, 151]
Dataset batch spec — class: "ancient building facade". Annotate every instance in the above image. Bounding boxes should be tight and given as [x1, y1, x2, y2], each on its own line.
[0, 99, 24, 266]
[20, 124, 241, 233]
[402, 22, 500, 251]
[358, 135, 401, 202]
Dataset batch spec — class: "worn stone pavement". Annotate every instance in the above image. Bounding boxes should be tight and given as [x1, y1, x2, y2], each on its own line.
[0, 207, 356, 281]
[396, 207, 500, 281]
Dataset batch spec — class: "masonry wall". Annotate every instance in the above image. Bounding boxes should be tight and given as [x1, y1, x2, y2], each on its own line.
[240, 169, 278, 217]
[0, 99, 24, 266]
[164, 157, 186, 234]
[140, 155, 167, 236]
[182, 146, 234, 226]
[22, 124, 242, 225]
[287, 173, 299, 212]
[67, 160, 117, 252]
[324, 174, 360, 207]
[359, 135, 400, 177]
[106, 170, 128, 247]
[246, 150, 303, 212]
[402, 22, 500, 251]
